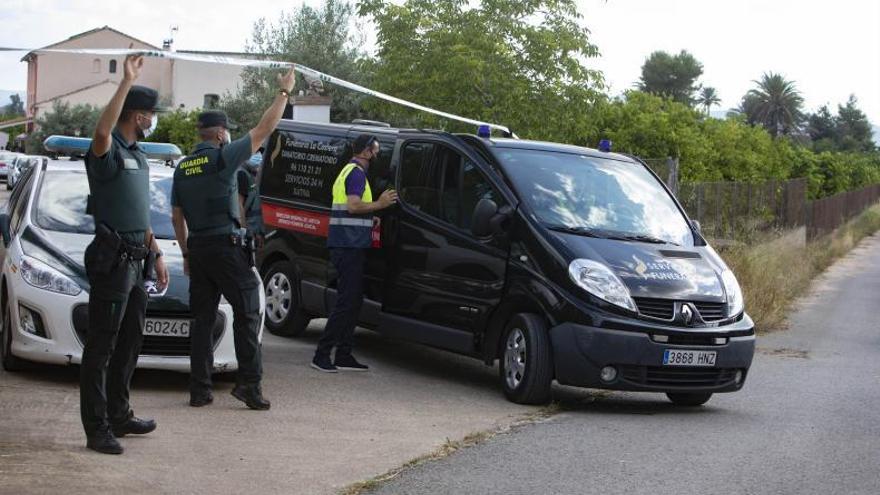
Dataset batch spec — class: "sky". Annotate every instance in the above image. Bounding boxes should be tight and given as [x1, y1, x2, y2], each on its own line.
[0, 0, 878, 125]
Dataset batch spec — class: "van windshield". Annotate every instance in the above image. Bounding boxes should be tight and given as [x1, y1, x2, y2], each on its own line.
[495, 148, 693, 246]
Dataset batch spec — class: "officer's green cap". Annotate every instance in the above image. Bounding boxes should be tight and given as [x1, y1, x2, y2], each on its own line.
[122, 85, 167, 112]
[197, 110, 238, 130]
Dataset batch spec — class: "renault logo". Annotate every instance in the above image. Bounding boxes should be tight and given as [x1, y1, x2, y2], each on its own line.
[681, 304, 694, 325]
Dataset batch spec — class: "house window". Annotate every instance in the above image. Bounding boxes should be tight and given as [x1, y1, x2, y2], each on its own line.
[203, 94, 219, 109]
[109, 60, 117, 73]
[92, 59, 101, 73]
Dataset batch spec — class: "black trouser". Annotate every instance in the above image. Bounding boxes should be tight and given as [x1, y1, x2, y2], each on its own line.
[80, 237, 147, 436]
[188, 237, 262, 393]
[316, 248, 365, 360]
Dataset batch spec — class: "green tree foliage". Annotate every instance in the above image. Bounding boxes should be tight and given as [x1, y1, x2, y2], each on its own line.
[806, 105, 836, 152]
[2, 94, 25, 116]
[221, 0, 368, 131]
[358, 0, 604, 143]
[25, 101, 101, 154]
[144, 109, 201, 154]
[698, 87, 721, 115]
[833, 95, 874, 152]
[741, 72, 804, 137]
[637, 50, 703, 105]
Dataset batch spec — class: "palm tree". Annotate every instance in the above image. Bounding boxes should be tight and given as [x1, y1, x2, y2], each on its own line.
[743, 72, 804, 137]
[698, 87, 721, 115]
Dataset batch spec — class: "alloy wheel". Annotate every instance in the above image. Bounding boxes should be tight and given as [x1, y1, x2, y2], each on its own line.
[504, 327, 527, 390]
[265, 272, 292, 325]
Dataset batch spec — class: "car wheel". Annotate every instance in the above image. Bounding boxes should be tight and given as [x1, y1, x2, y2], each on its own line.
[666, 392, 713, 406]
[499, 313, 553, 405]
[262, 260, 311, 337]
[1, 299, 25, 371]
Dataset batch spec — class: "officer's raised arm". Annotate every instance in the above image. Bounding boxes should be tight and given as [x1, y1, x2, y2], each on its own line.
[247, 65, 297, 155]
[92, 54, 143, 158]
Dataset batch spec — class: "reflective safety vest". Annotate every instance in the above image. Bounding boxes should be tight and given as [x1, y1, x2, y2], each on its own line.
[327, 162, 373, 248]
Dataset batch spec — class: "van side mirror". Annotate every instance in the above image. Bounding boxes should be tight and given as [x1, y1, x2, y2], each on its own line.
[691, 219, 702, 233]
[471, 199, 512, 238]
[0, 213, 10, 245]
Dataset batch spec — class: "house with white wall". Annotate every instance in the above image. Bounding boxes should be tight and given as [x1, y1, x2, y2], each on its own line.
[22, 26, 254, 130]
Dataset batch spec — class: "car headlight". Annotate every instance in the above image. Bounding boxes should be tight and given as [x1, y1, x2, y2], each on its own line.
[20, 255, 82, 296]
[720, 269, 744, 317]
[568, 259, 637, 312]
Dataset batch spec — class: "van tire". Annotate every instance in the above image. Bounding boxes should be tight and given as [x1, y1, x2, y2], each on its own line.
[262, 260, 311, 337]
[666, 392, 713, 406]
[2, 298, 25, 371]
[499, 313, 553, 405]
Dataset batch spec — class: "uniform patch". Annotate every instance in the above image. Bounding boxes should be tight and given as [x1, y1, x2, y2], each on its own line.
[123, 158, 139, 170]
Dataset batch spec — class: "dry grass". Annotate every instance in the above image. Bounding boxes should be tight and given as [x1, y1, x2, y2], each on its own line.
[339, 403, 561, 495]
[720, 204, 880, 332]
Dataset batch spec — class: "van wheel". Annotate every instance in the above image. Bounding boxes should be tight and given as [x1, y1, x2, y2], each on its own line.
[1, 299, 25, 371]
[262, 260, 311, 337]
[666, 392, 713, 406]
[499, 313, 553, 405]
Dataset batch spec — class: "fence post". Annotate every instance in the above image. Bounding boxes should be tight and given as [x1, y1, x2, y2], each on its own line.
[666, 156, 679, 196]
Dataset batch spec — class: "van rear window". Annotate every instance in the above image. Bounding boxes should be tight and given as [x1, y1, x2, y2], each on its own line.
[260, 130, 349, 207]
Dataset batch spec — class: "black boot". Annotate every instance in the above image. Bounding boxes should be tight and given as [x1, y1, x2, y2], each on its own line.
[86, 428, 124, 455]
[189, 390, 214, 407]
[231, 384, 271, 410]
[111, 415, 157, 437]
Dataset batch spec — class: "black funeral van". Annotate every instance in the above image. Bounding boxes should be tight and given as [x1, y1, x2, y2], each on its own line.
[257, 119, 755, 406]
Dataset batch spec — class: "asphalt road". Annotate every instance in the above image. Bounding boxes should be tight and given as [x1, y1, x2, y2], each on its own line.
[0, 185, 544, 494]
[370, 234, 880, 495]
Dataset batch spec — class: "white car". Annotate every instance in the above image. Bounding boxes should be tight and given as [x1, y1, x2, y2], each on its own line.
[7, 155, 44, 191]
[0, 151, 22, 180]
[0, 155, 264, 372]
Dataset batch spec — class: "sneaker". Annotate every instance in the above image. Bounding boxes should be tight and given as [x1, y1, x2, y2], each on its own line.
[335, 355, 369, 372]
[231, 384, 271, 411]
[189, 391, 214, 408]
[111, 416, 156, 437]
[311, 355, 338, 373]
[86, 429, 124, 455]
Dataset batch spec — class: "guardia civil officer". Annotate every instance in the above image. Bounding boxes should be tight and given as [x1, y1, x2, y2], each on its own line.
[237, 150, 265, 247]
[171, 66, 296, 410]
[311, 135, 398, 373]
[81, 54, 169, 455]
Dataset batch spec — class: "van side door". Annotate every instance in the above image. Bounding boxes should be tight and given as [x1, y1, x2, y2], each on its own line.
[381, 134, 512, 349]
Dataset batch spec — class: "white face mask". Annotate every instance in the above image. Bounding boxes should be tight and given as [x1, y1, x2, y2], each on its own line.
[139, 114, 158, 140]
[223, 129, 232, 145]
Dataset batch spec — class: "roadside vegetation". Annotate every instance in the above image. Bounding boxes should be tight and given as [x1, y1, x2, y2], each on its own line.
[721, 204, 880, 331]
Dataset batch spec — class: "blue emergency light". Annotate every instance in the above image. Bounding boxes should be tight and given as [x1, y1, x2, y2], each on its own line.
[43, 135, 183, 161]
[598, 139, 612, 152]
[477, 125, 491, 138]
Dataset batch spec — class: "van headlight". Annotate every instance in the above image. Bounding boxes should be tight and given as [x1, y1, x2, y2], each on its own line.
[20, 255, 82, 296]
[720, 269, 744, 316]
[568, 259, 637, 312]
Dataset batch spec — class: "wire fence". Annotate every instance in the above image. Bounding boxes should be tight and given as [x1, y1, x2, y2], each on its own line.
[677, 178, 808, 242]
[643, 156, 879, 243]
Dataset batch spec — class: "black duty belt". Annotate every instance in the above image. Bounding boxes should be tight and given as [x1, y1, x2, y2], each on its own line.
[187, 233, 246, 249]
[95, 223, 149, 261]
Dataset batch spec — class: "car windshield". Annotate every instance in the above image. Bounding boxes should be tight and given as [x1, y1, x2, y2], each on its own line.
[35, 170, 176, 239]
[495, 148, 693, 246]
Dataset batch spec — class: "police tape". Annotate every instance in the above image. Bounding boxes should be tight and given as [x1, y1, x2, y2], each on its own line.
[0, 46, 514, 136]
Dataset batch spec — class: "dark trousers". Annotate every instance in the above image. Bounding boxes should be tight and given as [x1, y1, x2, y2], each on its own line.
[80, 238, 146, 436]
[316, 248, 365, 360]
[188, 239, 262, 393]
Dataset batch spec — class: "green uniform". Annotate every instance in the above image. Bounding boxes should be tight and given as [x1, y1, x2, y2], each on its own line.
[81, 128, 151, 437]
[237, 166, 265, 235]
[172, 135, 264, 393]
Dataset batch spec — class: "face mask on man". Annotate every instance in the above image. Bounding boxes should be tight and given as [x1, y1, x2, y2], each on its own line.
[137, 113, 158, 140]
[220, 129, 232, 146]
